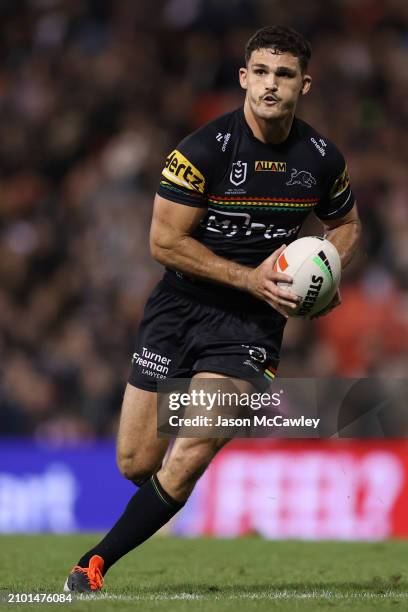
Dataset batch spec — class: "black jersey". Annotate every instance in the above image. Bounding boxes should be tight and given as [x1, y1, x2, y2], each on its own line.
[157, 107, 355, 312]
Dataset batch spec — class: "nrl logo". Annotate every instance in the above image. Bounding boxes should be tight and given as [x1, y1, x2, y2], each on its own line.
[230, 160, 247, 186]
[286, 168, 317, 189]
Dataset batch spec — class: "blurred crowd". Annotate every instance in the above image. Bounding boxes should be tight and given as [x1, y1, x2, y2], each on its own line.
[1, 0, 407, 439]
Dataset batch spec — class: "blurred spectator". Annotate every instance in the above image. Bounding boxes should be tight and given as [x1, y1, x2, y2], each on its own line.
[0, 0, 407, 437]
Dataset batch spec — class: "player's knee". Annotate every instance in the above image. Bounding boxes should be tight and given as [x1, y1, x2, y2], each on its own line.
[116, 450, 154, 484]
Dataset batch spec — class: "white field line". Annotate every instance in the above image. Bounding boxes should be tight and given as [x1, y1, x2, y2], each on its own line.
[76, 590, 408, 602]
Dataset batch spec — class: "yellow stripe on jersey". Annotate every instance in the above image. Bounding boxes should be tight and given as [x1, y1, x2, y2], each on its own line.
[330, 164, 350, 200]
[264, 366, 277, 380]
[162, 149, 205, 194]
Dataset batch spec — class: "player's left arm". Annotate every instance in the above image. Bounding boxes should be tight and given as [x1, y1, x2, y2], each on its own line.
[311, 144, 362, 317]
[320, 201, 361, 269]
[310, 202, 361, 318]
[311, 202, 361, 318]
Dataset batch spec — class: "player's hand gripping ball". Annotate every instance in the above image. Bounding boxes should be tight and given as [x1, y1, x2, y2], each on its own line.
[274, 237, 341, 318]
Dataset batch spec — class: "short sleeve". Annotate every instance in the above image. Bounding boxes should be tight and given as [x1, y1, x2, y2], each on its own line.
[314, 149, 355, 221]
[157, 130, 212, 208]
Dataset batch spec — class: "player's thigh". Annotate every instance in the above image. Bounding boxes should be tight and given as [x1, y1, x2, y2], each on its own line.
[176, 369, 254, 462]
[116, 383, 169, 481]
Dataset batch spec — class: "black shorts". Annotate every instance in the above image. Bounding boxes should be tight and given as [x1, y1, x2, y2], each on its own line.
[128, 281, 286, 392]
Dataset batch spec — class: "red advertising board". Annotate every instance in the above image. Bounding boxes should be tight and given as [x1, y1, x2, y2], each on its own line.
[173, 440, 408, 540]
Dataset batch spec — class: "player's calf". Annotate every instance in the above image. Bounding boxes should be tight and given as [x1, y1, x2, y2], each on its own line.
[157, 436, 230, 501]
[65, 382, 231, 591]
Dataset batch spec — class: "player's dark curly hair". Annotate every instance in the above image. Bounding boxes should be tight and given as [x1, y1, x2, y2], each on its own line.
[245, 26, 312, 73]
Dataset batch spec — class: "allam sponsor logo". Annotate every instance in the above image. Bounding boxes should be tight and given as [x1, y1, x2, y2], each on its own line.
[255, 161, 286, 172]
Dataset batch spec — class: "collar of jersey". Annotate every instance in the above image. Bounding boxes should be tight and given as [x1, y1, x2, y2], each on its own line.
[238, 106, 299, 150]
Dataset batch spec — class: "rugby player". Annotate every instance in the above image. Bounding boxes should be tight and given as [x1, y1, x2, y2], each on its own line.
[65, 26, 361, 592]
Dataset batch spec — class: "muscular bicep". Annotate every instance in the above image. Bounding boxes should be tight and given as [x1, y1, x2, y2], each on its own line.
[150, 194, 207, 256]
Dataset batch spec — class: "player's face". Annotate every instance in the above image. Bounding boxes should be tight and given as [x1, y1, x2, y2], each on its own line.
[239, 49, 311, 121]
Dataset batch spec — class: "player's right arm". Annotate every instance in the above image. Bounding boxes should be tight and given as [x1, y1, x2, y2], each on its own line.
[150, 193, 298, 317]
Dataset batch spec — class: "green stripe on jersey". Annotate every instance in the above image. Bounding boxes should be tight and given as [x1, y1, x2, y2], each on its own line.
[208, 199, 317, 211]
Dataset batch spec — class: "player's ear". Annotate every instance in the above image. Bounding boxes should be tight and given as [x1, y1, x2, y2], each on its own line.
[301, 74, 312, 96]
[239, 67, 248, 90]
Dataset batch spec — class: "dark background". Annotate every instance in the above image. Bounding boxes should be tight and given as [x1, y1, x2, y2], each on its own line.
[1, 0, 407, 440]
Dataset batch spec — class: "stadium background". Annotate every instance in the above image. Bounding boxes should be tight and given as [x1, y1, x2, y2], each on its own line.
[1, 0, 407, 538]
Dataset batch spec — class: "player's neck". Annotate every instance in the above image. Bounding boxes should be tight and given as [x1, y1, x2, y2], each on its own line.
[243, 101, 294, 145]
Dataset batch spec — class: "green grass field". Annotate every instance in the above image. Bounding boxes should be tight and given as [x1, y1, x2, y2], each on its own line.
[1, 535, 408, 611]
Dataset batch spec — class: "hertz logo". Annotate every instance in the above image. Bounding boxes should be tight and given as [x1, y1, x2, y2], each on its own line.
[255, 161, 286, 172]
[162, 150, 205, 194]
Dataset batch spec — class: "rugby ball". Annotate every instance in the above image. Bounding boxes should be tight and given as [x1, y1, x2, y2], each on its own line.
[274, 236, 341, 318]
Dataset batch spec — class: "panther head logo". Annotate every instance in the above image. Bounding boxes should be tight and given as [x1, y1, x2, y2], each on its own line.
[286, 168, 317, 189]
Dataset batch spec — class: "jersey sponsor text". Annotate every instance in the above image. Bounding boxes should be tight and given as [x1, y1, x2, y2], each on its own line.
[255, 161, 286, 172]
[204, 209, 300, 239]
[163, 150, 205, 193]
[132, 347, 171, 379]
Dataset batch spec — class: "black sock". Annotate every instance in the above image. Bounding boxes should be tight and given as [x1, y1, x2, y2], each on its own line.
[77, 474, 184, 572]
